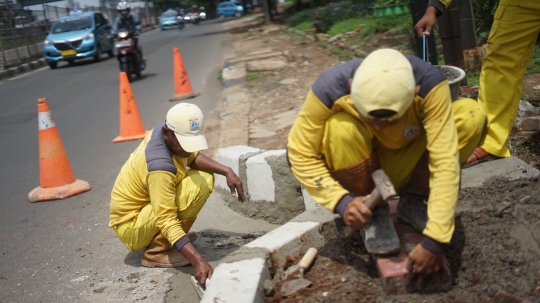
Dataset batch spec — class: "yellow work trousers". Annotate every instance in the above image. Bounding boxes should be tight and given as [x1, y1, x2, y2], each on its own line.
[114, 170, 214, 252]
[479, 0, 540, 157]
[322, 98, 486, 193]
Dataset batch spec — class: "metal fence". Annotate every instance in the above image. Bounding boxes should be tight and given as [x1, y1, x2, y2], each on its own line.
[0, 4, 159, 69]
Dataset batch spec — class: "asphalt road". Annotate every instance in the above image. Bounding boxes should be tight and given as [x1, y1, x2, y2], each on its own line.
[0, 19, 227, 303]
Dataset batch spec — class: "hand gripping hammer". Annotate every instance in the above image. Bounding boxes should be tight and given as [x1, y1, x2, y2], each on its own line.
[344, 169, 397, 238]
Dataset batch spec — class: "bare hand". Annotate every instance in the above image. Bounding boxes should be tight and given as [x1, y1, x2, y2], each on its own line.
[343, 196, 372, 230]
[226, 169, 245, 202]
[415, 6, 438, 38]
[406, 244, 451, 290]
[193, 259, 213, 288]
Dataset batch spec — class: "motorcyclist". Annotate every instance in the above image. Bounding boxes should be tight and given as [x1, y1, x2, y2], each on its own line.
[190, 4, 199, 13]
[112, 1, 145, 68]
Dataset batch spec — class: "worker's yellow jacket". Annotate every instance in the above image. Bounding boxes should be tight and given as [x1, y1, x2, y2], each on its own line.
[287, 57, 459, 245]
[109, 123, 199, 247]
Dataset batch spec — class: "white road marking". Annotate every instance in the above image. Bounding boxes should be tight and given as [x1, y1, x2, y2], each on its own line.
[8, 66, 48, 80]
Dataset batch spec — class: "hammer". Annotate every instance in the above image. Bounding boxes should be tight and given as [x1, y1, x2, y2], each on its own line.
[344, 169, 397, 238]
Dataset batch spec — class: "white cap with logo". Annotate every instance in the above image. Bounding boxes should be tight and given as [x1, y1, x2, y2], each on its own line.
[165, 103, 208, 153]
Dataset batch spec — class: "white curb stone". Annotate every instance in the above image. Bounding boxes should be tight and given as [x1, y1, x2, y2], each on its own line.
[245, 221, 324, 270]
[214, 146, 261, 191]
[201, 258, 270, 303]
[245, 149, 286, 201]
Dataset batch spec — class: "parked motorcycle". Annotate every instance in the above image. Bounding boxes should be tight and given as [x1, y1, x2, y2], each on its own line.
[114, 30, 145, 83]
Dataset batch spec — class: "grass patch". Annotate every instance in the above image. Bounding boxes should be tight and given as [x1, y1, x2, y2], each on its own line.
[466, 69, 480, 86]
[294, 21, 313, 31]
[327, 14, 411, 37]
[327, 18, 363, 36]
[246, 71, 266, 82]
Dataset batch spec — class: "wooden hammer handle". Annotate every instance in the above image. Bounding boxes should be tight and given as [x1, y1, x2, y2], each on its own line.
[298, 247, 318, 270]
[344, 188, 382, 238]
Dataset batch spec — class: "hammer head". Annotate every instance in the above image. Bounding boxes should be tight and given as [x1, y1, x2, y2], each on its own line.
[371, 169, 397, 200]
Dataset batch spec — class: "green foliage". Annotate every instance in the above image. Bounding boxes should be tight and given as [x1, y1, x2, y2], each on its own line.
[472, 0, 499, 33]
[294, 21, 314, 30]
[373, 0, 409, 8]
[246, 71, 266, 82]
[327, 18, 364, 36]
[526, 45, 540, 75]
[288, 7, 318, 27]
[311, 1, 370, 33]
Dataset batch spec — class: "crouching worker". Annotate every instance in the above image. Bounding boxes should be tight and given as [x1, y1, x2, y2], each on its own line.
[109, 103, 245, 287]
[287, 49, 486, 289]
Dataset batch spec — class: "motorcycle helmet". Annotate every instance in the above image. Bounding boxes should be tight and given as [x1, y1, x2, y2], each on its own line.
[117, 2, 131, 19]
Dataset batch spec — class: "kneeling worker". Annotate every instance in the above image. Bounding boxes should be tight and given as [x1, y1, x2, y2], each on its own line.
[109, 103, 245, 287]
[287, 49, 486, 288]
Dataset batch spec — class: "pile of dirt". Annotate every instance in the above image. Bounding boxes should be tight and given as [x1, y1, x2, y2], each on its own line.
[265, 176, 540, 303]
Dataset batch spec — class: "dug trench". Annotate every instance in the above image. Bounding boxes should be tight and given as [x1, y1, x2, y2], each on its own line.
[265, 176, 540, 303]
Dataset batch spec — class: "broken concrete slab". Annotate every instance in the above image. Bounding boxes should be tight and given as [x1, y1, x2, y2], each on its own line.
[246, 56, 288, 72]
[461, 157, 540, 189]
[226, 51, 287, 65]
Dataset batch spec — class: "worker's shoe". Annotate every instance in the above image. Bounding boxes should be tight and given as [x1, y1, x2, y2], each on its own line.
[329, 154, 380, 196]
[363, 201, 401, 256]
[396, 193, 428, 234]
[397, 152, 429, 234]
[141, 233, 191, 268]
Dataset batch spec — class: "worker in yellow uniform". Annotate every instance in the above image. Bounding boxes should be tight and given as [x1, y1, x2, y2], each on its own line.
[109, 103, 245, 287]
[287, 49, 486, 289]
[415, 0, 540, 166]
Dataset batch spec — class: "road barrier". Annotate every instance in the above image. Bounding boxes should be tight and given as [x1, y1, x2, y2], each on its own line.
[170, 47, 199, 101]
[113, 72, 149, 142]
[28, 98, 91, 202]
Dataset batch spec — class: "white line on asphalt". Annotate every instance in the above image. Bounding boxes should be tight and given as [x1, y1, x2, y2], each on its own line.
[202, 76, 207, 88]
[8, 66, 48, 80]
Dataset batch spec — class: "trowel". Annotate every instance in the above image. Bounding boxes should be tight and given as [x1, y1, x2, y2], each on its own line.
[281, 247, 318, 297]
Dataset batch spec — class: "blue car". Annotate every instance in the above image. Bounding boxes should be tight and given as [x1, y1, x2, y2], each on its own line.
[44, 11, 114, 69]
[216, 1, 243, 18]
[159, 9, 179, 30]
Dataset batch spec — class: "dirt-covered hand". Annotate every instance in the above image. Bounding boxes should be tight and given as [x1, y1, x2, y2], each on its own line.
[343, 196, 372, 230]
[415, 6, 438, 38]
[406, 244, 450, 289]
[193, 259, 213, 288]
[226, 170, 246, 202]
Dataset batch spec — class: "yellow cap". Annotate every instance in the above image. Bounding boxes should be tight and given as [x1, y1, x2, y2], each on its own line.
[351, 49, 415, 120]
[166, 103, 208, 153]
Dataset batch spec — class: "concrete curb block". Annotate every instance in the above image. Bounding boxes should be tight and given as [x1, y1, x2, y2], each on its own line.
[202, 257, 271, 303]
[0, 58, 47, 82]
[215, 145, 321, 210]
[202, 219, 329, 303]
[214, 145, 261, 191]
[245, 150, 286, 201]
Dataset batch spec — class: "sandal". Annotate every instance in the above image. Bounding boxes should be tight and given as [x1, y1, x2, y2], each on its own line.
[464, 147, 500, 169]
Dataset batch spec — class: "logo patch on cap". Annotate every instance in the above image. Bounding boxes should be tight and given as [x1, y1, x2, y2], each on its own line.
[189, 118, 200, 132]
[402, 125, 421, 140]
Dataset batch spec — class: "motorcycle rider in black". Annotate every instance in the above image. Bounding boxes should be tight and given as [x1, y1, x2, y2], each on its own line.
[112, 1, 145, 68]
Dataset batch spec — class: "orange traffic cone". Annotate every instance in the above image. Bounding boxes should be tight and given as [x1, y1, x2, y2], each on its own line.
[113, 72, 149, 142]
[28, 98, 91, 202]
[170, 47, 199, 101]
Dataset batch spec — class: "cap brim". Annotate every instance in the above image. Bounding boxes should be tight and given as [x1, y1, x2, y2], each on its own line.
[175, 132, 208, 153]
